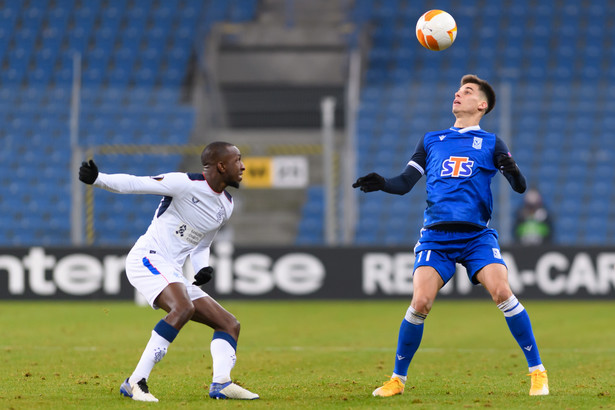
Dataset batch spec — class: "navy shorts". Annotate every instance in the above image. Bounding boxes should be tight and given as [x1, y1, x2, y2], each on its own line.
[413, 227, 506, 285]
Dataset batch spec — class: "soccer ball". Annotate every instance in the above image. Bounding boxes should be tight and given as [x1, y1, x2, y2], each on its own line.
[415, 10, 457, 51]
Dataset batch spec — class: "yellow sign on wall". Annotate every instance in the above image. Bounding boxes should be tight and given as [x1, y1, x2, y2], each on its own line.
[241, 156, 309, 189]
[242, 157, 273, 188]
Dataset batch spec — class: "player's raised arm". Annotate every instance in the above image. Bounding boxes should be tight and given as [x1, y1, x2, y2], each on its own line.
[78, 159, 185, 196]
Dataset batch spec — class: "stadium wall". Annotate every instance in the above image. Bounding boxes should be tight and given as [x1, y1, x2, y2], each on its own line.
[1, 245, 614, 301]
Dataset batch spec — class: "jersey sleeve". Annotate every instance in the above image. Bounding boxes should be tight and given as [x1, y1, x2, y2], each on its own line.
[382, 135, 426, 195]
[93, 172, 188, 196]
[493, 136, 527, 193]
[190, 239, 212, 273]
[493, 136, 512, 159]
[408, 134, 427, 173]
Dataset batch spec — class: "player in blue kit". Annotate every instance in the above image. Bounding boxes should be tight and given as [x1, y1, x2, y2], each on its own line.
[353, 75, 548, 397]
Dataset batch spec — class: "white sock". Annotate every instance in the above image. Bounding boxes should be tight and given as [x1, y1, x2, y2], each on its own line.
[392, 373, 407, 384]
[129, 330, 170, 384]
[529, 364, 546, 373]
[211, 338, 236, 384]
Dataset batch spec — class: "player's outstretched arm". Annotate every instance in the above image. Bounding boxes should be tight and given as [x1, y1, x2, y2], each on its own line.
[496, 153, 527, 193]
[84, 168, 187, 196]
[353, 164, 423, 195]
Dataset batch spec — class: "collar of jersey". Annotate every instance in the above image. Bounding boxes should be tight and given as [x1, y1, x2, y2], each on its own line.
[450, 125, 481, 134]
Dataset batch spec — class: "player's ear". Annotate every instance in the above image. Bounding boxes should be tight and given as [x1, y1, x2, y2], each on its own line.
[478, 100, 488, 112]
[216, 161, 226, 173]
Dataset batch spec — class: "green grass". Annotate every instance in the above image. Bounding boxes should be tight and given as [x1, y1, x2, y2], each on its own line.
[1, 300, 614, 409]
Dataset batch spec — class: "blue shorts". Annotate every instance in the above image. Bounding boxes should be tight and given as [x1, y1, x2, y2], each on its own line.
[413, 227, 506, 285]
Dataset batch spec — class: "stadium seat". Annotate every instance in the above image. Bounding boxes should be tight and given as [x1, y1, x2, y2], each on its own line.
[0, 0, 262, 245]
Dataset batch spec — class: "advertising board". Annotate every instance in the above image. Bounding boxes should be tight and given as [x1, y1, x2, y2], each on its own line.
[1, 244, 614, 300]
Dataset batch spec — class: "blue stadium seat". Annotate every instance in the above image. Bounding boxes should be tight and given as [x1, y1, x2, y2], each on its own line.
[0, 0, 250, 245]
[72, 7, 97, 31]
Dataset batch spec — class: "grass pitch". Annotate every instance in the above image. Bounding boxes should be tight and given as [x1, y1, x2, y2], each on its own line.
[1, 299, 613, 409]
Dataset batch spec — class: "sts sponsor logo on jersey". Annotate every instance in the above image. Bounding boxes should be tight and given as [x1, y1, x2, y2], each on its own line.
[441, 156, 474, 177]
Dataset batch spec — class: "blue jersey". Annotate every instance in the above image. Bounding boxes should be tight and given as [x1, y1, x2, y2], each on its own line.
[408, 125, 511, 228]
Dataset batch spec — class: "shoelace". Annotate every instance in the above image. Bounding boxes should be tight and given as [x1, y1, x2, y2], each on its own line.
[528, 371, 546, 386]
[137, 379, 150, 393]
[382, 378, 402, 388]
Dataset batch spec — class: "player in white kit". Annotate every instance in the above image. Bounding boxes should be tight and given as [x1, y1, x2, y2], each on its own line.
[79, 142, 259, 401]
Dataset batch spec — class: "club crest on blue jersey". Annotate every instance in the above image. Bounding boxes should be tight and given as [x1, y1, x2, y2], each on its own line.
[472, 137, 483, 149]
[441, 156, 474, 177]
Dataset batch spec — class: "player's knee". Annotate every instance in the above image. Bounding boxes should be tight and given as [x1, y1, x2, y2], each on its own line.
[184, 302, 197, 320]
[490, 287, 513, 305]
[410, 295, 434, 314]
[220, 313, 240, 338]
[229, 315, 240, 336]
[172, 301, 196, 325]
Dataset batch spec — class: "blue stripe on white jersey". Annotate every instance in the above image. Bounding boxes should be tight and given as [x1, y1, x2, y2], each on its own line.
[156, 196, 173, 218]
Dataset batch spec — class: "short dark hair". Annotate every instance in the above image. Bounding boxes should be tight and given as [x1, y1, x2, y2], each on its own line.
[461, 74, 496, 115]
[201, 141, 235, 166]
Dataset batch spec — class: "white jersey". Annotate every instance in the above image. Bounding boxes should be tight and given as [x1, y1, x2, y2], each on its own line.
[94, 171, 233, 273]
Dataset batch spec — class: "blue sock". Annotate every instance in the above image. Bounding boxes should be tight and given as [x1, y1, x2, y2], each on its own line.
[213, 331, 237, 351]
[393, 307, 426, 377]
[154, 319, 179, 343]
[498, 296, 542, 367]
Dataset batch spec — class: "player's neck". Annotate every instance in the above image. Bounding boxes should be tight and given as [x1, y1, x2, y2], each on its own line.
[203, 172, 226, 193]
[453, 114, 481, 129]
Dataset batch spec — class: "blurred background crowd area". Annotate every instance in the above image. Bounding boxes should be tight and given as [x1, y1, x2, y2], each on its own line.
[0, 0, 613, 247]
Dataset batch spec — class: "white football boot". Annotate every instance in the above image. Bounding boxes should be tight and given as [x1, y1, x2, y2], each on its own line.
[209, 381, 259, 400]
[120, 378, 159, 402]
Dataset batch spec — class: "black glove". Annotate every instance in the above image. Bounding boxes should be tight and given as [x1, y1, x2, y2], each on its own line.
[496, 154, 519, 175]
[352, 172, 386, 192]
[79, 159, 99, 184]
[192, 266, 214, 286]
